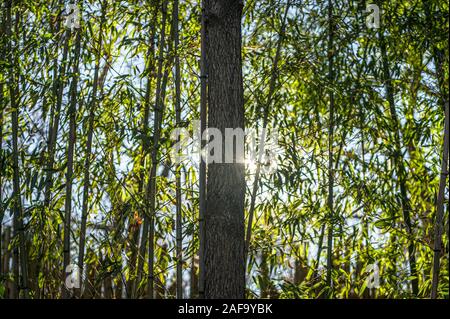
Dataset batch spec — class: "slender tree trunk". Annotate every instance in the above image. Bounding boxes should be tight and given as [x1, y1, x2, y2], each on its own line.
[9, 6, 17, 300]
[134, 0, 158, 298]
[0, 2, 5, 283]
[190, 255, 199, 298]
[78, 1, 106, 297]
[147, 0, 169, 299]
[314, 224, 325, 278]
[203, 0, 245, 299]
[7, 3, 29, 299]
[356, 20, 370, 298]
[424, 0, 449, 298]
[431, 102, 449, 298]
[62, 3, 82, 298]
[2, 227, 12, 297]
[36, 1, 67, 297]
[311, 102, 325, 284]
[260, 249, 270, 298]
[325, 0, 335, 298]
[378, 25, 419, 296]
[126, 217, 140, 298]
[44, 3, 71, 209]
[173, 0, 183, 299]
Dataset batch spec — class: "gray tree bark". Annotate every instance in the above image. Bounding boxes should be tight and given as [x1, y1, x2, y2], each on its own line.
[203, 0, 245, 299]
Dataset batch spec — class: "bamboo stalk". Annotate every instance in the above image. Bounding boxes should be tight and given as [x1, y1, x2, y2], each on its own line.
[173, 0, 183, 299]
[325, 0, 335, 298]
[62, 1, 82, 298]
[78, 0, 107, 298]
[134, 0, 158, 298]
[431, 102, 449, 298]
[43, 0, 71, 210]
[7, 3, 29, 299]
[147, 0, 169, 299]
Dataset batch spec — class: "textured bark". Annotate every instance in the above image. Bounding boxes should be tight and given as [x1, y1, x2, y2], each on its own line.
[198, 0, 208, 298]
[203, 0, 245, 299]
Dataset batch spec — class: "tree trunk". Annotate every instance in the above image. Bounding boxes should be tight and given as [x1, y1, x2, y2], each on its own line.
[134, 0, 158, 298]
[173, 0, 183, 299]
[190, 255, 199, 298]
[0, 1, 5, 284]
[77, 1, 106, 297]
[198, 0, 208, 299]
[203, 0, 245, 299]
[424, 0, 450, 299]
[43, 0, 71, 209]
[7, 2, 29, 299]
[2, 227, 12, 298]
[62, 3, 82, 298]
[35, 1, 67, 297]
[326, 0, 335, 298]
[126, 217, 140, 298]
[146, 0, 170, 299]
[431, 101, 449, 298]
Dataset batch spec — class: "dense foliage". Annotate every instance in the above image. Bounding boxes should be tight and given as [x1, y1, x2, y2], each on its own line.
[0, 0, 448, 298]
